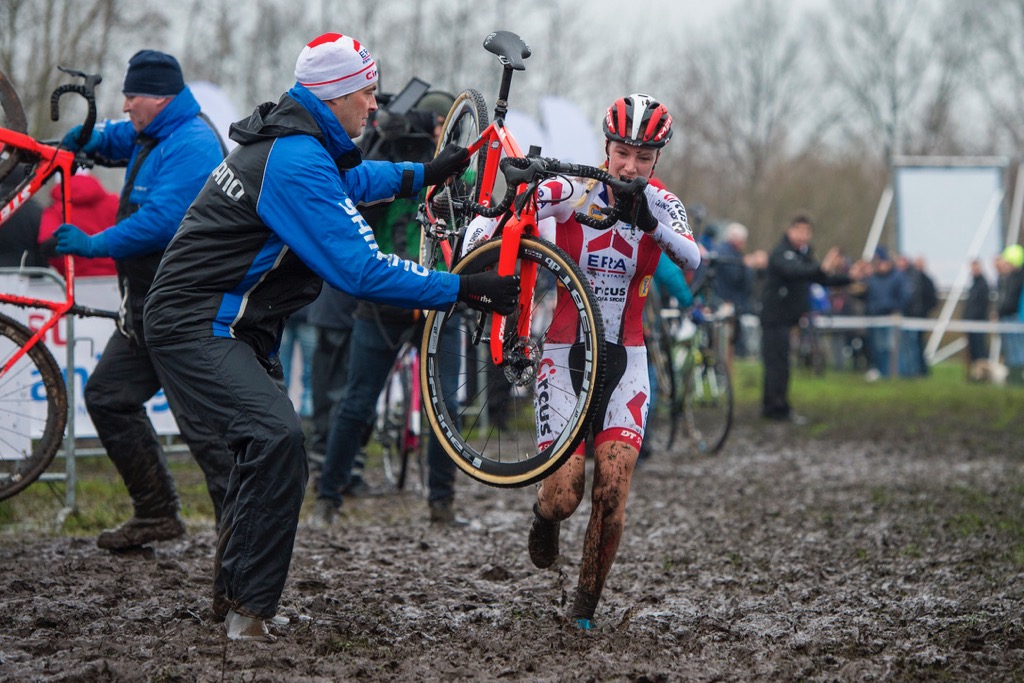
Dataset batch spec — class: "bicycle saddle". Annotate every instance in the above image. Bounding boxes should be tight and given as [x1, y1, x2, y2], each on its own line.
[483, 31, 531, 70]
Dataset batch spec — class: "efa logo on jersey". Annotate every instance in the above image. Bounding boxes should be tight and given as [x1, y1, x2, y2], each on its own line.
[586, 230, 633, 273]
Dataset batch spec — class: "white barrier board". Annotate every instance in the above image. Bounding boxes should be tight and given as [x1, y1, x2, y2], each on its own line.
[0, 273, 181, 439]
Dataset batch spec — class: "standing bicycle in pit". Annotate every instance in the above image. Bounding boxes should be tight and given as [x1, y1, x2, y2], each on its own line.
[463, 94, 700, 628]
[142, 32, 518, 641]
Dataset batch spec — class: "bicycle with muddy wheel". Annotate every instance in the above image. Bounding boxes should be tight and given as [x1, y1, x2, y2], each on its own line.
[0, 66, 118, 501]
[417, 31, 649, 488]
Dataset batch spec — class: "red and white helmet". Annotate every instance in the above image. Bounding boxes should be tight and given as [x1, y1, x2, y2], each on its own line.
[603, 93, 672, 149]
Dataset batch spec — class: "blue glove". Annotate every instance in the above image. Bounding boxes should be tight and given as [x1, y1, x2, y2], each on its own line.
[61, 126, 102, 154]
[690, 306, 707, 324]
[55, 224, 109, 258]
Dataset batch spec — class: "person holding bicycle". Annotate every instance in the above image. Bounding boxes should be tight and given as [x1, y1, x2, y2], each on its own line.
[311, 89, 470, 528]
[54, 50, 235, 550]
[142, 32, 519, 641]
[464, 94, 701, 629]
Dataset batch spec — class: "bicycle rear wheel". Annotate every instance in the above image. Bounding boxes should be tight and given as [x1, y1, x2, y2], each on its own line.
[421, 236, 605, 488]
[421, 88, 489, 270]
[0, 313, 67, 501]
[642, 300, 680, 452]
[683, 350, 733, 455]
[0, 69, 28, 191]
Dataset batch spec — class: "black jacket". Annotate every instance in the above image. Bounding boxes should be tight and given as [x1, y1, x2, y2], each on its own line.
[759, 234, 851, 327]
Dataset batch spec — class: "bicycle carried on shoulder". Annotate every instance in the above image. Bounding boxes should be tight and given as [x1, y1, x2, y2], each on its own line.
[417, 31, 646, 488]
[0, 66, 118, 501]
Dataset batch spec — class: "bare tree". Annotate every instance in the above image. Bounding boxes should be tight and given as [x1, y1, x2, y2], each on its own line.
[658, 0, 808, 228]
[809, 0, 972, 164]
[0, 0, 167, 137]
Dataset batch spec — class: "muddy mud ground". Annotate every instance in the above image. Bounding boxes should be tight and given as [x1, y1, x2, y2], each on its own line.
[1, 408, 1022, 682]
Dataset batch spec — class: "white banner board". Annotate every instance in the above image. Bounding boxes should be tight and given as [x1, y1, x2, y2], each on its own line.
[0, 273, 181, 439]
[894, 163, 1005, 289]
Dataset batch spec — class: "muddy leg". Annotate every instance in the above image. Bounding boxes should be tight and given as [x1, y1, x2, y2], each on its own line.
[572, 440, 639, 617]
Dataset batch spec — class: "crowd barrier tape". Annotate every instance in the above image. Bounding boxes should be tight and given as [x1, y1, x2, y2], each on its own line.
[0, 273, 181, 440]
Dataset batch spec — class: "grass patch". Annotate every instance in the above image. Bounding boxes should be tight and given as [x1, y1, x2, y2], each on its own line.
[2, 357, 1021, 537]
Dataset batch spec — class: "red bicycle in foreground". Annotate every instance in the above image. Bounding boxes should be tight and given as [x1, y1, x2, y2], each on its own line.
[417, 31, 647, 488]
[0, 66, 117, 501]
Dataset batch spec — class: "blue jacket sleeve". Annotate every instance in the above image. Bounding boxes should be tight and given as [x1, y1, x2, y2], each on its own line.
[92, 120, 138, 165]
[100, 121, 223, 259]
[258, 136, 458, 309]
[343, 159, 424, 205]
[653, 257, 694, 308]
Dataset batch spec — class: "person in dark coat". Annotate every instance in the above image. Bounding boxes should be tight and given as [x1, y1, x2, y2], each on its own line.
[759, 213, 851, 422]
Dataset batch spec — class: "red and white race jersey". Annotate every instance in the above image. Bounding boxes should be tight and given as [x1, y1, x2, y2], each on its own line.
[464, 176, 700, 346]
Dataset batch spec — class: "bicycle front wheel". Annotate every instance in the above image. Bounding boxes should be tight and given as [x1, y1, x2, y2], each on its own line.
[683, 354, 733, 454]
[0, 69, 28, 191]
[421, 88, 489, 270]
[421, 236, 605, 487]
[0, 313, 67, 501]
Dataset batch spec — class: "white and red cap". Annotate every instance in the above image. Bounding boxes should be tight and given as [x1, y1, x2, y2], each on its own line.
[295, 33, 379, 100]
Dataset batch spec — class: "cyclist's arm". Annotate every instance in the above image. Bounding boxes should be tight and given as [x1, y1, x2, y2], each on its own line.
[260, 136, 459, 309]
[645, 186, 701, 271]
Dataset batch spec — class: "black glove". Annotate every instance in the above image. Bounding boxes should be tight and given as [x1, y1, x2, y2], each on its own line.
[423, 144, 470, 186]
[458, 271, 520, 316]
[616, 183, 658, 233]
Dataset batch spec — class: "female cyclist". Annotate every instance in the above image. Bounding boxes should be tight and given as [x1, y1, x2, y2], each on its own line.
[463, 93, 701, 628]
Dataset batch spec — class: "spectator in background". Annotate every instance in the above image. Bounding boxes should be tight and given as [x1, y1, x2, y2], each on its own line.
[312, 89, 470, 527]
[963, 258, 991, 378]
[759, 213, 851, 423]
[305, 285, 358, 472]
[995, 244, 1024, 385]
[713, 221, 767, 363]
[861, 247, 906, 381]
[0, 165, 45, 269]
[897, 254, 938, 377]
[37, 174, 119, 277]
[278, 302, 316, 419]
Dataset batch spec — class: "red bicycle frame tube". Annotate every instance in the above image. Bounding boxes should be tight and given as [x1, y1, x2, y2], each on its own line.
[0, 127, 78, 375]
[462, 120, 541, 365]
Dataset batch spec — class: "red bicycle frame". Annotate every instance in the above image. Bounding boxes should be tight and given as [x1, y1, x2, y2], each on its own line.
[458, 119, 541, 367]
[0, 128, 79, 376]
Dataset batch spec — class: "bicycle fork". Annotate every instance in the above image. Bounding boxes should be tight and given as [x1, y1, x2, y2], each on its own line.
[489, 212, 538, 367]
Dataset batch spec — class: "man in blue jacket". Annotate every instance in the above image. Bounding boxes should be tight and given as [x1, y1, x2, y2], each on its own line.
[143, 32, 519, 641]
[56, 50, 234, 550]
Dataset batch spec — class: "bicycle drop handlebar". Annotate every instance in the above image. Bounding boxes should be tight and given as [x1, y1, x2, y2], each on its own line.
[49, 66, 101, 150]
[464, 156, 648, 230]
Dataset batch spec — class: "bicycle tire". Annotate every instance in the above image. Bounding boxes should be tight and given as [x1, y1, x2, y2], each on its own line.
[683, 352, 733, 455]
[642, 299, 680, 452]
[421, 236, 605, 488]
[378, 352, 426, 493]
[0, 69, 29, 192]
[420, 88, 489, 270]
[0, 313, 67, 501]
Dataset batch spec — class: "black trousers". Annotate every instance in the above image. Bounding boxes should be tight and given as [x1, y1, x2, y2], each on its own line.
[84, 330, 234, 523]
[760, 323, 792, 419]
[151, 336, 307, 619]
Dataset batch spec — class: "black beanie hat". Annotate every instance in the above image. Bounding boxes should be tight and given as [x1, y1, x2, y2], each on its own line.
[122, 50, 185, 97]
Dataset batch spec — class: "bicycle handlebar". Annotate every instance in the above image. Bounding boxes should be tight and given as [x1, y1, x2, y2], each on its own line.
[49, 66, 101, 150]
[462, 156, 648, 230]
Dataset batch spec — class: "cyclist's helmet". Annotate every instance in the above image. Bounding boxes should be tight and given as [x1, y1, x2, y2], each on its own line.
[603, 93, 673, 149]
